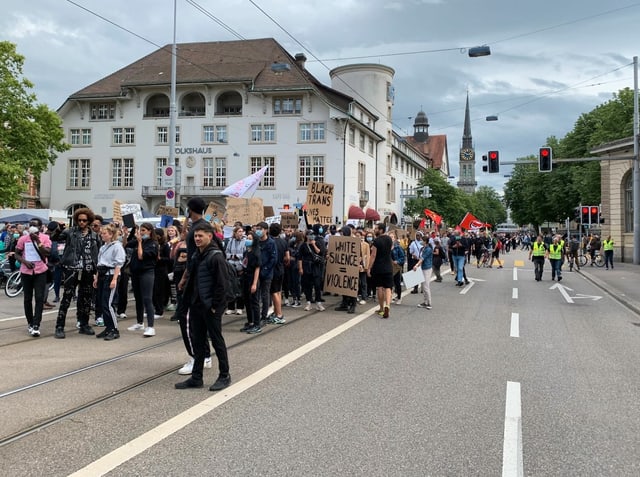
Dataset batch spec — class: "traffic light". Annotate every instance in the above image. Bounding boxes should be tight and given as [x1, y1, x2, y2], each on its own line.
[283, 204, 290, 210]
[539, 147, 552, 172]
[488, 150, 499, 173]
[589, 206, 599, 225]
[482, 154, 488, 172]
[581, 206, 590, 225]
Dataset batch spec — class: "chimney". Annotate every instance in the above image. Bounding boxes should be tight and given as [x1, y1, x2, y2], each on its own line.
[294, 53, 307, 69]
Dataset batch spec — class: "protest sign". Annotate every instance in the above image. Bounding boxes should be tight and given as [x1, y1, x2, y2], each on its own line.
[324, 235, 360, 297]
[306, 181, 334, 224]
[225, 197, 263, 225]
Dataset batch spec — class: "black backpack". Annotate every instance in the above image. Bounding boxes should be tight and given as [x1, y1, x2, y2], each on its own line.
[208, 249, 242, 303]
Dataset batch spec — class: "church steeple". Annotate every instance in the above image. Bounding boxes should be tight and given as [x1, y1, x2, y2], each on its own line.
[462, 92, 472, 149]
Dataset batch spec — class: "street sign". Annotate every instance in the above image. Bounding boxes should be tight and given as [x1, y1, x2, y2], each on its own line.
[166, 189, 175, 207]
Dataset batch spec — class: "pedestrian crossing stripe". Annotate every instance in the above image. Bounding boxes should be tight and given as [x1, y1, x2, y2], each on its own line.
[514, 260, 525, 267]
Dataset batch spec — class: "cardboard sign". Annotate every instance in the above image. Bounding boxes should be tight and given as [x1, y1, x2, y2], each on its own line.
[157, 205, 179, 217]
[112, 200, 123, 225]
[225, 197, 264, 225]
[204, 202, 221, 223]
[120, 203, 144, 223]
[306, 181, 334, 224]
[280, 212, 299, 229]
[324, 235, 360, 297]
[388, 224, 409, 241]
[402, 269, 425, 289]
[263, 206, 275, 218]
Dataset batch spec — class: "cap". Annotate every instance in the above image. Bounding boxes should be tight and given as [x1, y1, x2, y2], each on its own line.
[47, 221, 59, 231]
[186, 197, 206, 214]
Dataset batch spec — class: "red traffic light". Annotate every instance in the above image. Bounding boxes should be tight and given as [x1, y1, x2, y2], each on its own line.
[582, 207, 589, 214]
[489, 151, 498, 160]
[590, 206, 598, 215]
[540, 148, 550, 158]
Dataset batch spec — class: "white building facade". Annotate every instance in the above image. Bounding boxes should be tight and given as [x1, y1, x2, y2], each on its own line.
[40, 39, 431, 224]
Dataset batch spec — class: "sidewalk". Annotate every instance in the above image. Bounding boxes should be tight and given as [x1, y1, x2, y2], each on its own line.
[577, 260, 640, 315]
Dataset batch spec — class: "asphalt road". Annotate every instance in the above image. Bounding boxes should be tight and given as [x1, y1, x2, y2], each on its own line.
[1, 249, 639, 476]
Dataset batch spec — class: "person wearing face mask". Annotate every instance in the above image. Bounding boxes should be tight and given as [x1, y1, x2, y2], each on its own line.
[51, 208, 100, 338]
[254, 222, 277, 325]
[364, 232, 375, 299]
[355, 229, 370, 305]
[239, 231, 262, 333]
[15, 218, 52, 337]
[125, 223, 158, 337]
[224, 226, 246, 316]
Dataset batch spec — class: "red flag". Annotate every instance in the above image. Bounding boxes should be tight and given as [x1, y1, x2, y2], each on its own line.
[418, 218, 426, 229]
[423, 208, 442, 226]
[459, 212, 485, 230]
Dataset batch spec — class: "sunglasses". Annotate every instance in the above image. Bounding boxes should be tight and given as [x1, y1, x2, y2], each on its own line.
[77, 219, 89, 223]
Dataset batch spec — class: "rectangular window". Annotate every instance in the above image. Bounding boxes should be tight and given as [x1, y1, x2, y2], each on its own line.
[368, 138, 374, 156]
[273, 97, 302, 115]
[113, 127, 135, 145]
[358, 162, 366, 193]
[250, 156, 275, 187]
[359, 133, 365, 151]
[82, 128, 91, 145]
[70, 128, 91, 146]
[250, 124, 276, 143]
[68, 158, 91, 189]
[112, 127, 122, 145]
[90, 102, 116, 120]
[203, 157, 214, 187]
[124, 127, 135, 144]
[202, 125, 227, 144]
[299, 122, 325, 142]
[298, 156, 325, 187]
[215, 157, 227, 187]
[70, 129, 80, 145]
[157, 126, 168, 144]
[348, 127, 355, 146]
[111, 158, 134, 188]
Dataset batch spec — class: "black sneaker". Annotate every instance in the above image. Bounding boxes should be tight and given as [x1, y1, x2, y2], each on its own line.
[240, 323, 252, 332]
[96, 329, 108, 338]
[175, 378, 204, 389]
[247, 326, 262, 334]
[104, 330, 120, 341]
[79, 324, 95, 335]
[209, 375, 231, 391]
[55, 327, 65, 339]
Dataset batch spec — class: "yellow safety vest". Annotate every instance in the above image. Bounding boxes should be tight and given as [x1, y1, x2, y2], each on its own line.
[549, 244, 562, 260]
[603, 239, 614, 251]
[532, 242, 546, 256]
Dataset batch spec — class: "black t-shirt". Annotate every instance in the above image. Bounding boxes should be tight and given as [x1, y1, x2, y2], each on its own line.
[371, 235, 393, 274]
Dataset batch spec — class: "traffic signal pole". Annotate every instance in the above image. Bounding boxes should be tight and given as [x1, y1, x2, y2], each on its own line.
[633, 56, 639, 264]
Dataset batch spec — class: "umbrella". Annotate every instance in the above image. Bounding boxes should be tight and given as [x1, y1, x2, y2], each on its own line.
[348, 205, 365, 220]
[0, 213, 50, 225]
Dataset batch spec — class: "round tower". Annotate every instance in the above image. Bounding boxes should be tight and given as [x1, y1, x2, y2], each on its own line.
[413, 110, 429, 143]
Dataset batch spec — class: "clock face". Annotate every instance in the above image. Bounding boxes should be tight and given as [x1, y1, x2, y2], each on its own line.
[460, 148, 474, 161]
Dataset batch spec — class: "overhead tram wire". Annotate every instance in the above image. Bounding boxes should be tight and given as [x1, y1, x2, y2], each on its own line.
[184, 0, 245, 40]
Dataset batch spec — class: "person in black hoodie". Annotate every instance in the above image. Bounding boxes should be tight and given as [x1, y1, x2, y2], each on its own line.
[125, 223, 158, 337]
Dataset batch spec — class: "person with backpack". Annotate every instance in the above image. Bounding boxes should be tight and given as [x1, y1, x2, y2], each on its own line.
[255, 221, 277, 324]
[175, 221, 231, 392]
[240, 230, 262, 333]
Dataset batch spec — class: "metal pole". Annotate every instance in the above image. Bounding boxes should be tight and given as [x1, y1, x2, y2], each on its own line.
[166, 0, 178, 208]
[633, 56, 639, 264]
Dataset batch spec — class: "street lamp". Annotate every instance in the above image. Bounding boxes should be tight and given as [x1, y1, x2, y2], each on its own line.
[468, 45, 491, 57]
[486, 115, 498, 121]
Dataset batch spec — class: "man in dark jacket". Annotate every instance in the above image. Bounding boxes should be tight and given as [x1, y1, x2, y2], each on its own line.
[176, 221, 231, 391]
[52, 208, 100, 338]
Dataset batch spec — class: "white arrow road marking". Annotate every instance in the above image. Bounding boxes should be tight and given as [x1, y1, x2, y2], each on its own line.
[460, 277, 485, 294]
[573, 293, 603, 301]
[549, 283, 574, 303]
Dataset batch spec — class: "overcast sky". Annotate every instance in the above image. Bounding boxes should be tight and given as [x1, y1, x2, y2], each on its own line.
[4, 0, 639, 193]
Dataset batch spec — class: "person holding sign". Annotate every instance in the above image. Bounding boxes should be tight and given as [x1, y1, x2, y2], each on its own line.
[412, 235, 433, 310]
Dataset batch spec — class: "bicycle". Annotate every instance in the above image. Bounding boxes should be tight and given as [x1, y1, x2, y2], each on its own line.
[577, 250, 605, 268]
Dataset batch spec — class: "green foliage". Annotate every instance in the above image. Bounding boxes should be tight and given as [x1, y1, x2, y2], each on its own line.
[0, 41, 69, 206]
[504, 87, 634, 226]
[405, 168, 505, 229]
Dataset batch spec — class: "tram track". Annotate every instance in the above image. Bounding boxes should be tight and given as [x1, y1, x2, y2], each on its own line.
[0, 307, 331, 447]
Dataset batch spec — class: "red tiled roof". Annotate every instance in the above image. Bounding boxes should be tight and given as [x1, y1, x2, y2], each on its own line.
[405, 134, 448, 170]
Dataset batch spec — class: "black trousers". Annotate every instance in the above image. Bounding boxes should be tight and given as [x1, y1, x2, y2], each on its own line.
[22, 271, 47, 328]
[189, 303, 229, 382]
[56, 268, 94, 329]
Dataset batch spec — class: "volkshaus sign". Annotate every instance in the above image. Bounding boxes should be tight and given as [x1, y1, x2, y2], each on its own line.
[174, 147, 213, 154]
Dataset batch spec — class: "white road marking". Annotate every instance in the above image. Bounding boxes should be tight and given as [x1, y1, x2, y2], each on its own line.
[502, 381, 524, 477]
[549, 283, 574, 303]
[512, 288, 518, 299]
[510, 313, 519, 338]
[68, 308, 374, 476]
[460, 277, 485, 295]
[513, 267, 518, 281]
[0, 308, 70, 322]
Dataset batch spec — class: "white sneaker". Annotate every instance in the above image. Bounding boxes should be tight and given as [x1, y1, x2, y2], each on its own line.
[304, 302, 312, 311]
[95, 317, 105, 327]
[117, 313, 127, 320]
[127, 323, 145, 331]
[143, 327, 156, 337]
[178, 358, 194, 375]
[76, 321, 81, 329]
[225, 309, 235, 315]
[153, 314, 163, 319]
[315, 302, 325, 311]
[395, 299, 402, 305]
[28, 326, 33, 335]
[359, 299, 366, 305]
[204, 357, 212, 368]
[235, 309, 242, 315]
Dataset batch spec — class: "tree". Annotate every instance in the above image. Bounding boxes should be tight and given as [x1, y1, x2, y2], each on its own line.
[504, 88, 634, 227]
[0, 41, 68, 206]
[469, 186, 506, 227]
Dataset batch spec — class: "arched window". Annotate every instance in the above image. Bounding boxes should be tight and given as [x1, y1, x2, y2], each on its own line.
[180, 92, 205, 117]
[146, 94, 170, 118]
[624, 171, 633, 233]
[66, 203, 90, 222]
[216, 91, 242, 115]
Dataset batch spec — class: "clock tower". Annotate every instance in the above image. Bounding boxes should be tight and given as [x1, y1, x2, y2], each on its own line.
[457, 93, 477, 194]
